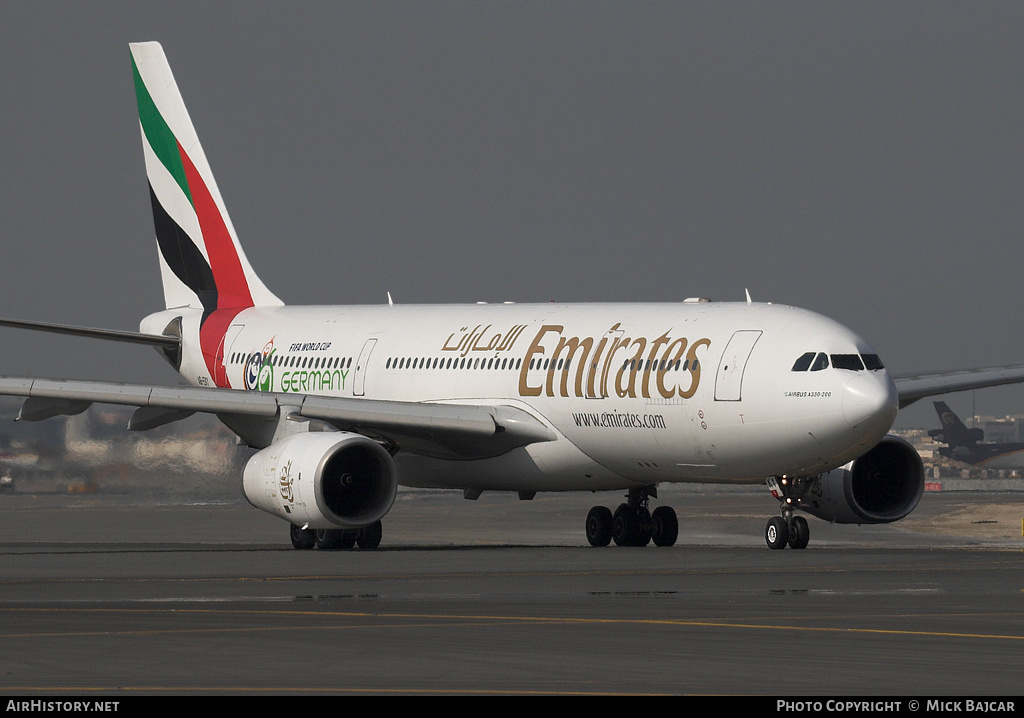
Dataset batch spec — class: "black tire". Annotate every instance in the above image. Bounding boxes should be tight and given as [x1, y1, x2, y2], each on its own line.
[765, 516, 788, 550]
[290, 524, 315, 550]
[613, 504, 645, 546]
[357, 521, 383, 549]
[315, 528, 345, 550]
[651, 506, 678, 547]
[635, 507, 653, 547]
[585, 506, 613, 547]
[788, 516, 809, 550]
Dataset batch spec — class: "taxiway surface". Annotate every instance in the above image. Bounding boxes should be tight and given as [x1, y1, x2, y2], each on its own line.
[1, 485, 1022, 695]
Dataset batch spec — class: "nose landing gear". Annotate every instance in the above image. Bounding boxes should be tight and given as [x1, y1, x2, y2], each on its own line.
[765, 476, 810, 549]
[765, 512, 809, 549]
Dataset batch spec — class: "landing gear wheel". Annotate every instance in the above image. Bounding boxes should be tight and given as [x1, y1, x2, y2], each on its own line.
[635, 507, 653, 546]
[788, 515, 809, 549]
[651, 506, 678, 547]
[290, 524, 315, 550]
[765, 516, 789, 550]
[315, 528, 345, 550]
[612, 504, 637, 546]
[587, 486, 668, 547]
[586, 506, 613, 547]
[357, 520, 383, 549]
[613, 505, 652, 546]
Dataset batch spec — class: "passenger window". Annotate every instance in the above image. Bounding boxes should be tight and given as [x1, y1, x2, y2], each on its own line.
[810, 353, 829, 371]
[792, 352, 815, 371]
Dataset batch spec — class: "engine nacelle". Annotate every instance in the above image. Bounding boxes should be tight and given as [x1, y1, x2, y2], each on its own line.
[242, 432, 397, 529]
[796, 435, 925, 524]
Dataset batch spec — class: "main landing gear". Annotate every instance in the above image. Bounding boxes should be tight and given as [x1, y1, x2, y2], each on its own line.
[289, 521, 384, 550]
[764, 476, 809, 550]
[585, 486, 678, 547]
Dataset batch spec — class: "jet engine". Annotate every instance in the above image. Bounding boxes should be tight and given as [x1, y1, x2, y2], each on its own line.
[796, 435, 925, 524]
[242, 432, 397, 529]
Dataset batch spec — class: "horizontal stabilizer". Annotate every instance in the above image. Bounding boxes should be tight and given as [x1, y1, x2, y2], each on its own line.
[0, 317, 179, 348]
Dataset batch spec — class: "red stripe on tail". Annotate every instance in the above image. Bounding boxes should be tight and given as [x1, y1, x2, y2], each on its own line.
[178, 142, 254, 386]
[177, 142, 254, 309]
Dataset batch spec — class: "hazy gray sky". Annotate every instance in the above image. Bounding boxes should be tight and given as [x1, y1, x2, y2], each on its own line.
[1, 2, 1023, 429]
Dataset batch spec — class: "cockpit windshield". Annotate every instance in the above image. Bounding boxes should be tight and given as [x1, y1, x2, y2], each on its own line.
[830, 354, 864, 371]
[791, 352, 884, 372]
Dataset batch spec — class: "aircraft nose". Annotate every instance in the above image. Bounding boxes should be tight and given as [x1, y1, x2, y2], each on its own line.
[842, 372, 898, 431]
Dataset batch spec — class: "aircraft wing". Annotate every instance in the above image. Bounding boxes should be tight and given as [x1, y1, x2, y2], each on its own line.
[893, 364, 1024, 408]
[0, 377, 556, 460]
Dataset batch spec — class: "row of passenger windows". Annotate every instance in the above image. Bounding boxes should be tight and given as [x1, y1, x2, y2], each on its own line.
[229, 352, 354, 370]
[385, 356, 700, 372]
[791, 352, 884, 372]
[387, 356, 522, 371]
[228, 350, 706, 374]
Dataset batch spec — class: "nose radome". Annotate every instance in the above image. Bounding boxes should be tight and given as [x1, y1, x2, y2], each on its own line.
[842, 373, 898, 430]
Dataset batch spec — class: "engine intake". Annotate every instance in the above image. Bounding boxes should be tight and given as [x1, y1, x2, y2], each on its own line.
[798, 435, 925, 524]
[243, 432, 397, 529]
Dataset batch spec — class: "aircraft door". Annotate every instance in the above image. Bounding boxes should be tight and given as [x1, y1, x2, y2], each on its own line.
[714, 330, 762, 401]
[353, 338, 377, 396]
[224, 323, 245, 346]
[216, 323, 245, 389]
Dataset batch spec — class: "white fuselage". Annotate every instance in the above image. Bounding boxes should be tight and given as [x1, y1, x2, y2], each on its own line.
[144, 301, 899, 493]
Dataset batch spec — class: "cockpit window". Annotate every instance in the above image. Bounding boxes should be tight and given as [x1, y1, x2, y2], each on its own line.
[830, 354, 865, 371]
[861, 354, 884, 370]
[793, 351, 883, 372]
[791, 352, 815, 371]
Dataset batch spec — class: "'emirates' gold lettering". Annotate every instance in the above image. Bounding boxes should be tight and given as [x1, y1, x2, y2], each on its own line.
[518, 324, 710, 400]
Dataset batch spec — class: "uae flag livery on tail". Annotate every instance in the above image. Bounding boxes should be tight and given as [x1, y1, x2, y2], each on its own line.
[129, 42, 282, 387]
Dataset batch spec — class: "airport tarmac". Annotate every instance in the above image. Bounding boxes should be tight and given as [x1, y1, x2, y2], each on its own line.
[1, 484, 1022, 695]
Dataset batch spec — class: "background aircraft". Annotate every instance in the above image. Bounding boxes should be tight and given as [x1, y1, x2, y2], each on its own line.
[929, 401, 1024, 470]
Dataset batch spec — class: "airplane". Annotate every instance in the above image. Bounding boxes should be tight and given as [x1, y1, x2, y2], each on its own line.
[929, 401, 1024, 469]
[3, 41, 1024, 551]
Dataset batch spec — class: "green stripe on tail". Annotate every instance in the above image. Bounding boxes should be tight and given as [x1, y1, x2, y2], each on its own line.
[132, 55, 193, 207]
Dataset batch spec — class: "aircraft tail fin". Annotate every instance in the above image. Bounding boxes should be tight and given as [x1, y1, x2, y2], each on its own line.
[934, 402, 968, 432]
[929, 401, 984, 445]
[129, 42, 283, 312]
